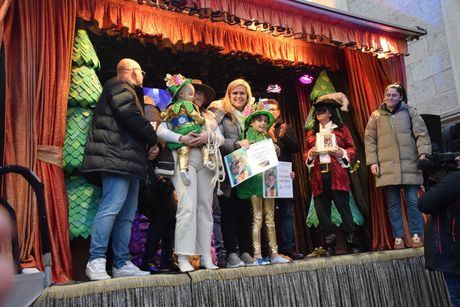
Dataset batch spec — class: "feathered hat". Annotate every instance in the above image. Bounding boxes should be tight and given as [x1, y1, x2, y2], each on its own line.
[164, 73, 192, 101]
[243, 99, 275, 129]
[314, 92, 349, 112]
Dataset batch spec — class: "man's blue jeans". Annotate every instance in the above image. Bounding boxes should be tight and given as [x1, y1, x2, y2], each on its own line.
[384, 185, 424, 238]
[444, 272, 460, 307]
[89, 173, 140, 269]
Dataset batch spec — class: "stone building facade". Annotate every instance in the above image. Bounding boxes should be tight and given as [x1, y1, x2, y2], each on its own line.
[307, 0, 460, 124]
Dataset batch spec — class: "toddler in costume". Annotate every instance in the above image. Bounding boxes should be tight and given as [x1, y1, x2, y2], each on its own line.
[237, 100, 291, 265]
[161, 74, 214, 186]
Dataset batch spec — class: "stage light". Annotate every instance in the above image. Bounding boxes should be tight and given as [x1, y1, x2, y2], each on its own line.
[299, 74, 314, 85]
[267, 84, 282, 93]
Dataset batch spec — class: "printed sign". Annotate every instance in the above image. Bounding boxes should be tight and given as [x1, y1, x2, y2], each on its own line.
[263, 162, 293, 198]
[224, 139, 279, 187]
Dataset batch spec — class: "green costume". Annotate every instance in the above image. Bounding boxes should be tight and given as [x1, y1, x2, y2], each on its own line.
[236, 127, 271, 199]
[161, 99, 204, 150]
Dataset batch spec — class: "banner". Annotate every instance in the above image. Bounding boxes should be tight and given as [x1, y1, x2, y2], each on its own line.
[224, 139, 278, 187]
[263, 162, 293, 198]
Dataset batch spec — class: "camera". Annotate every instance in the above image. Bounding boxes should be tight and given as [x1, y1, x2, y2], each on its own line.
[418, 152, 460, 188]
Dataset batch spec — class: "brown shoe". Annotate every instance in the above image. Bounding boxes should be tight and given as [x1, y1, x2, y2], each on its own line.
[394, 238, 405, 250]
[411, 234, 423, 248]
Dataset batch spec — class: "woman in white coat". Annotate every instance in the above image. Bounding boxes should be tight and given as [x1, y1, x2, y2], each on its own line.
[157, 115, 224, 272]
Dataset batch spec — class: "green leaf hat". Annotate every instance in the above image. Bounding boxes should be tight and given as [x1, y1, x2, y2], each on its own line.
[243, 99, 275, 130]
[164, 73, 192, 102]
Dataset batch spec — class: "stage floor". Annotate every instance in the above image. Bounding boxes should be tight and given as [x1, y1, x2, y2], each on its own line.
[33, 248, 451, 306]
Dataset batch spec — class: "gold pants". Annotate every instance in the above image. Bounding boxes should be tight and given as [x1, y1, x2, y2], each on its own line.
[250, 195, 278, 258]
[177, 145, 211, 171]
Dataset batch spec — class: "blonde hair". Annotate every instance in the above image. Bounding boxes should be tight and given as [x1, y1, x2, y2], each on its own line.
[222, 79, 253, 117]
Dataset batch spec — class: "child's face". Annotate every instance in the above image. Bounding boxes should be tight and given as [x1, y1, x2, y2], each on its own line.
[178, 84, 195, 101]
[251, 115, 269, 133]
[266, 175, 275, 185]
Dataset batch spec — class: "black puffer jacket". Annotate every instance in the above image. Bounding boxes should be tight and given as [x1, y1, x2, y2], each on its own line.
[82, 77, 157, 185]
[419, 171, 460, 275]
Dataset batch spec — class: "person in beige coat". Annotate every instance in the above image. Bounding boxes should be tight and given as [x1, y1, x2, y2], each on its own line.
[365, 83, 431, 250]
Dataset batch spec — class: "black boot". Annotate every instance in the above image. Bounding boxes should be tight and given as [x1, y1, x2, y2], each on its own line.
[159, 255, 180, 272]
[324, 234, 336, 257]
[346, 233, 360, 254]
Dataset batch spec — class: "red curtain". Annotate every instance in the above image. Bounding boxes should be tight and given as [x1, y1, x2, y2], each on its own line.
[2, 0, 75, 282]
[77, 0, 343, 70]
[344, 49, 407, 250]
[149, 0, 409, 56]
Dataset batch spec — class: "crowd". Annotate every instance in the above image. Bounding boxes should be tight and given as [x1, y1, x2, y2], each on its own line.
[80, 58, 437, 282]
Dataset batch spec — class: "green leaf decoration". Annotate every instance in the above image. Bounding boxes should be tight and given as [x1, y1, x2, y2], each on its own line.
[72, 29, 101, 70]
[66, 175, 101, 240]
[68, 66, 102, 108]
[309, 70, 336, 102]
[306, 192, 364, 228]
[63, 107, 93, 174]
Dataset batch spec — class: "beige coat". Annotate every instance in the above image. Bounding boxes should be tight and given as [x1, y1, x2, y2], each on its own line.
[364, 102, 431, 187]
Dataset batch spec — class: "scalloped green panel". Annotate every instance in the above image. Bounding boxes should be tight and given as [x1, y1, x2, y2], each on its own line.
[72, 29, 101, 70]
[63, 107, 93, 175]
[66, 175, 101, 240]
[68, 66, 102, 108]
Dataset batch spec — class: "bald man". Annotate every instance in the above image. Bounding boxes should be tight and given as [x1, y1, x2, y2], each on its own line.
[82, 58, 158, 280]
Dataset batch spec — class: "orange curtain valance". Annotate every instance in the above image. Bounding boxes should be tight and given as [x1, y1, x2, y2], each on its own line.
[76, 0, 342, 70]
[137, 0, 408, 56]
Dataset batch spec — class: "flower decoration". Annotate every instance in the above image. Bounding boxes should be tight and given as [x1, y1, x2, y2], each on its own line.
[164, 73, 186, 87]
[242, 103, 254, 118]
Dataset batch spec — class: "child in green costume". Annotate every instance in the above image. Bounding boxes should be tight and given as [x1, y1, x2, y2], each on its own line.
[237, 100, 290, 265]
[161, 74, 214, 186]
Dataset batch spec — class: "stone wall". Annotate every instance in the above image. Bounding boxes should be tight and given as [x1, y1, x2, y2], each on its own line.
[347, 0, 460, 123]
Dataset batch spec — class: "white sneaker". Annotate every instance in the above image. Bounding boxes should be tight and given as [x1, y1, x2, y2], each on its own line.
[22, 267, 41, 274]
[112, 261, 150, 278]
[270, 255, 291, 264]
[200, 255, 218, 270]
[86, 258, 111, 281]
[177, 255, 194, 272]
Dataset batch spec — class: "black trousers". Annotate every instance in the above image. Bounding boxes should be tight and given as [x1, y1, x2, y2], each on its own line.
[141, 182, 177, 265]
[314, 172, 356, 237]
[219, 190, 252, 255]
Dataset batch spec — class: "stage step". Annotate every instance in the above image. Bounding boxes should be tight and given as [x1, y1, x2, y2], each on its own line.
[6, 272, 46, 307]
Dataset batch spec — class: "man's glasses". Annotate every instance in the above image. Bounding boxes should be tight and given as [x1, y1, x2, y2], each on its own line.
[126, 67, 146, 77]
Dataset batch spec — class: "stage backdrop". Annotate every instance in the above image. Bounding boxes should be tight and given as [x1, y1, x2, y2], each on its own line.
[1, 0, 409, 281]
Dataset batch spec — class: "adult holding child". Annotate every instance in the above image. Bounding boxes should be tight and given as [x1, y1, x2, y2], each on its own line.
[207, 79, 255, 267]
[365, 83, 431, 249]
[157, 73, 222, 272]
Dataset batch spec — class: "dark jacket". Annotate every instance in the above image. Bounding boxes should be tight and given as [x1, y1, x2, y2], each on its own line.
[82, 77, 157, 185]
[419, 171, 460, 275]
[272, 119, 300, 162]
